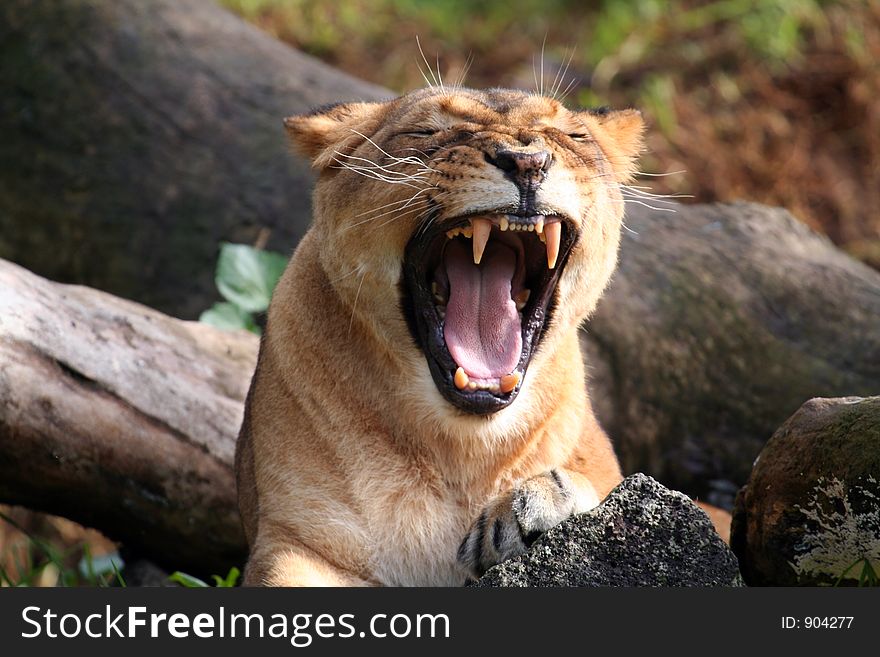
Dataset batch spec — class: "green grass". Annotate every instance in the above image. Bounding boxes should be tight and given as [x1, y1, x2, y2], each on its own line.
[835, 558, 879, 587]
[169, 567, 241, 588]
[0, 510, 124, 587]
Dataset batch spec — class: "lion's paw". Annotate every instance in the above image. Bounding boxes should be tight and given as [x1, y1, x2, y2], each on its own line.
[457, 469, 589, 581]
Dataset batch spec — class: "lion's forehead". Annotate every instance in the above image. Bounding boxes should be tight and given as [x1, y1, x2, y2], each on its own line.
[385, 87, 576, 133]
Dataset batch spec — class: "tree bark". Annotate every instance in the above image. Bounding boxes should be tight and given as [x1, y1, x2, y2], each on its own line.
[582, 201, 880, 507]
[0, 258, 256, 574]
[0, 0, 387, 319]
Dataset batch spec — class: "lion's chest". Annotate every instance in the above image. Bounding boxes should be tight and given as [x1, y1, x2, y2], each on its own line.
[355, 472, 474, 586]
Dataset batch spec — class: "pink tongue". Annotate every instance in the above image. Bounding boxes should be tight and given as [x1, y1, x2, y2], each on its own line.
[443, 239, 522, 379]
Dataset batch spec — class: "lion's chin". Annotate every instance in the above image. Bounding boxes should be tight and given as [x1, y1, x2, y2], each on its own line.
[402, 211, 577, 415]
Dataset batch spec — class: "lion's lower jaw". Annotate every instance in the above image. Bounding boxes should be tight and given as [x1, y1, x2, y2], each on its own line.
[398, 329, 589, 447]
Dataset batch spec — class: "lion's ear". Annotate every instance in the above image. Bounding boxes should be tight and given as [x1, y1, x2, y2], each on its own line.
[576, 108, 645, 183]
[283, 101, 387, 170]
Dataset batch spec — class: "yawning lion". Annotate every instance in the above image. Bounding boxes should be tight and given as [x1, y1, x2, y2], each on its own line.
[236, 86, 644, 585]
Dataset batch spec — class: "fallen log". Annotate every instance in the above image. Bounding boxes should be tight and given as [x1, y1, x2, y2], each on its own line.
[582, 201, 880, 506]
[0, 259, 256, 574]
[0, 0, 388, 319]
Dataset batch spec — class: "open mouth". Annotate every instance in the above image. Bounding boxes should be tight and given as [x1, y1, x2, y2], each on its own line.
[402, 212, 577, 414]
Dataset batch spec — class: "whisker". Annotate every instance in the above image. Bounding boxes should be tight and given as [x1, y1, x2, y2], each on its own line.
[331, 162, 427, 189]
[557, 76, 579, 103]
[635, 170, 687, 178]
[539, 35, 547, 96]
[330, 267, 362, 284]
[353, 190, 438, 218]
[617, 198, 677, 213]
[454, 52, 474, 89]
[348, 268, 367, 336]
[334, 148, 436, 174]
[332, 162, 431, 183]
[372, 202, 433, 230]
[621, 185, 692, 201]
[549, 47, 575, 100]
[344, 188, 447, 230]
[435, 53, 445, 91]
[347, 130, 438, 172]
[416, 36, 439, 88]
[356, 199, 431, 227]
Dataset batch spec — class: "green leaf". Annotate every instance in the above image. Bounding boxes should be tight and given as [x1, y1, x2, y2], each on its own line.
[168, 571, 210, 588]
[199, 302, 260, 334]
[79, 551, 125, 582]
[215, 243, 287, 313]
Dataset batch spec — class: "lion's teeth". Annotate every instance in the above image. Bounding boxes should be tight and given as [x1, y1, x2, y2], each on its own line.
[454, 367, 469, 390]
[514, 289, 530, 311]
[535, 217, 545, 234]
[500, 371, 521, 394]
[544, 221, 561, 269]
[471, 218, 492, 264]
[500, 216, 509, 231]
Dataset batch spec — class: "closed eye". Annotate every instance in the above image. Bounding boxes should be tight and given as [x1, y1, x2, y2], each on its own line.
[397, 129, 439, 138]
[568, 133, 590, 142]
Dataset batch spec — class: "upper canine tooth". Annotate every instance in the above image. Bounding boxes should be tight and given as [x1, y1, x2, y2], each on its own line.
[471, 218, 492, 265]
[545, 221, 561, 269]
[500, 216, 509, 231]
[535, 217, 545, 234]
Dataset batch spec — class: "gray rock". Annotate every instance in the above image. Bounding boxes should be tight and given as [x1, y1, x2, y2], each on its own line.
[475, 473, 743, 587]
[731, 396, 880, 586]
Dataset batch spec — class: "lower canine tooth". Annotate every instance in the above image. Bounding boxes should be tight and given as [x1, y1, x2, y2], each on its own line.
[500, 372, 521, 394]
[454, 367, 469, 390]
[514, 289, 530, 311]
[544, 221, 561, 269]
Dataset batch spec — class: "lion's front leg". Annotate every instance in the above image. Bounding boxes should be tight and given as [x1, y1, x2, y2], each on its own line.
[457, 468, 600, 581]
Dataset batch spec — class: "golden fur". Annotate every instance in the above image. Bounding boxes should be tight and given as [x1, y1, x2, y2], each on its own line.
[236, 87, 645, 586]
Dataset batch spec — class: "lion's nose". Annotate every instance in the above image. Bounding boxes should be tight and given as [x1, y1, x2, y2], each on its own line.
[486, 149, 552, 189]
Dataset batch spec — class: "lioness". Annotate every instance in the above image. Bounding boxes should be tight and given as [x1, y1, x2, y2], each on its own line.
[236, 86, 644, 586]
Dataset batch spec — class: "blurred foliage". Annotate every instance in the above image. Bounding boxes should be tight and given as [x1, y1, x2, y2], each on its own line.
[169, 566, 241, 588]
[222, 0, 880, 266]
[199, 242, 287, 334]
[0, 508, 123, 587]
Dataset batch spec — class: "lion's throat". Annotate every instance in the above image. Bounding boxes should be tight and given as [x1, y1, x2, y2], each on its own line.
[443, 239, 522, 380]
